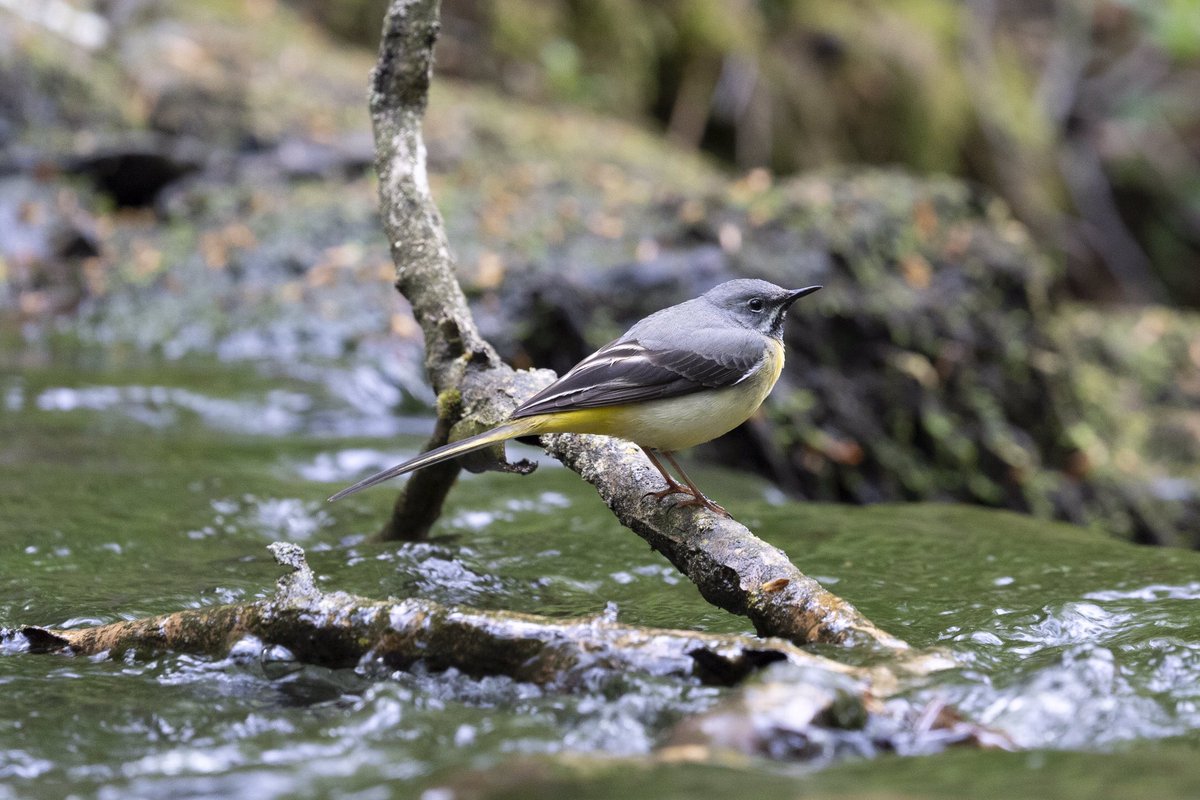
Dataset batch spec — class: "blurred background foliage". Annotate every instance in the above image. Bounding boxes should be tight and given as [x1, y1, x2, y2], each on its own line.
[1, 0, 1197, 544]
[292, 0, 1200, 307]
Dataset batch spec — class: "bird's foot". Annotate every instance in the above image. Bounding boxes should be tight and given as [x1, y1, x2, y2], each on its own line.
[671, 491, 730, 517]
[643, 485, 688, 503]
[643, 485, 729, 517]
[641, 450, 729, 516]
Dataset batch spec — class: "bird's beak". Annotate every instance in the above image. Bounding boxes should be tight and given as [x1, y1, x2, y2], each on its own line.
[783, 285, 822, 309]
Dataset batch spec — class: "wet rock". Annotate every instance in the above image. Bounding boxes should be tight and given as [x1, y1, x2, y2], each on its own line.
[664, 663, 1010, 763]
[665, 666, 871, 763]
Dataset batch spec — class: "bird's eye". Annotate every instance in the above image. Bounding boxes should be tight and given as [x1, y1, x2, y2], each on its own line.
[747, 297, 765, 313]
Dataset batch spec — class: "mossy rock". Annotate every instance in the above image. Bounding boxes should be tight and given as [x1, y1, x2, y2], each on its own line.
[488, 167, 1196, 546]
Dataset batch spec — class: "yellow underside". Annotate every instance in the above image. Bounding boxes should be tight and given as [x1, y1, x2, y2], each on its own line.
[525, 338, 784, 451]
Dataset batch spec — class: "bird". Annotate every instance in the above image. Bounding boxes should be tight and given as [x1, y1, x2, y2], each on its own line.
[328, 278, 821, 515]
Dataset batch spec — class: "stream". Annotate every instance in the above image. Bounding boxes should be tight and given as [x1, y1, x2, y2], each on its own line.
[3, 332, 1200, 799]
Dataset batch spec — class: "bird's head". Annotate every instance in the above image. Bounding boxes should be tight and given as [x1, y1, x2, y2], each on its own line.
[702, 279, 821, 339]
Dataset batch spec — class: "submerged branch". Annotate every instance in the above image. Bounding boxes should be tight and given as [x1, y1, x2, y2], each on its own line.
[365, 0, 906, 649]
[7, 548, 986, 777]
[12, 545, 883, 690]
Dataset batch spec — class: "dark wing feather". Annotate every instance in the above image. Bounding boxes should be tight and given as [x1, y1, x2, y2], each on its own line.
[512, 331, 764, 418]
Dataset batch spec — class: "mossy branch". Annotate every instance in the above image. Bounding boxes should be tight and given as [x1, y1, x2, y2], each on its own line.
[366, 0, 906, 649]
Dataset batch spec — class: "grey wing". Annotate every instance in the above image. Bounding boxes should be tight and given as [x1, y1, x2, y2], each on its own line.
[512, 329, 765, 418]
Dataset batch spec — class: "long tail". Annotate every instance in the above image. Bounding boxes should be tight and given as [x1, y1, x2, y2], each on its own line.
[327, 418, 543, 502]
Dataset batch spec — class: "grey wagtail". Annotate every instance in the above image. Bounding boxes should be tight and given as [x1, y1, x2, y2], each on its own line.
[328, 279, 820, 514]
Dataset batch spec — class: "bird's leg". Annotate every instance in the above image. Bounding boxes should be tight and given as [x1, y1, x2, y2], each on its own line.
[660, 451, 729, 516]
[641, 449, 730, 517]
[642, 449, 692, 501]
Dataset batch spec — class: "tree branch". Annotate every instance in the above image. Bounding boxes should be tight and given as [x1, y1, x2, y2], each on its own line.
[365, 0, 907, 649]
[11, 544, 876, 689]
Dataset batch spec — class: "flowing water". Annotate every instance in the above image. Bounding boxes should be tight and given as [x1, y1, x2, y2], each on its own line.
[4, 336, 1200, 799]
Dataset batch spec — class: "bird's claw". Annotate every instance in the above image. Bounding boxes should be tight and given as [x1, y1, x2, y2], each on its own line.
[642, 486, 730, 517]
[643, 486, 686, 502]
[672, 493, 730, 517]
